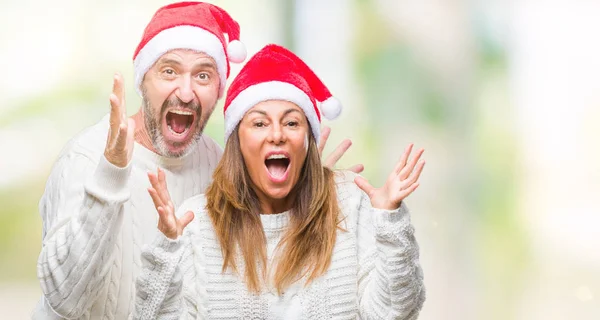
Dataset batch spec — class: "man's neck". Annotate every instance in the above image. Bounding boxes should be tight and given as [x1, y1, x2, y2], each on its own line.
[131, 109, 157, 153]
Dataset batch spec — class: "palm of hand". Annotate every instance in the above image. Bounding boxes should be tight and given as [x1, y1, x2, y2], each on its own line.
[105, 73, 135, 168]
[355, 144, 425, 210]
[147, 168, 194, 239]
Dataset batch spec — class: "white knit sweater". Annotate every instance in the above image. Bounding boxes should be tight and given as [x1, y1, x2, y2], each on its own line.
[34, 115, 223, 319]
[134, 171, 425, 319]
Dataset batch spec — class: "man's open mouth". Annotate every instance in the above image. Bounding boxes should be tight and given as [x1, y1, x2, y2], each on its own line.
[166, 109, 195, 135]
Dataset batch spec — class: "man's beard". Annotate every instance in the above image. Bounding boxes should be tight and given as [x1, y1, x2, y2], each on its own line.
[142, 93, 206, 158]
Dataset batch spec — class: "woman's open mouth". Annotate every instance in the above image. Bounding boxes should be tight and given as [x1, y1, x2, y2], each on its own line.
[264, 153, 290, 183]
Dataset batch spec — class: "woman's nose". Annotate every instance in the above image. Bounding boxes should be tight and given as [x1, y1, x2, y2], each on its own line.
[267, 124, 286, 145]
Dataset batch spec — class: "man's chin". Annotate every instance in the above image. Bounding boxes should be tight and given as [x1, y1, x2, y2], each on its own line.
[154, 127, 202, 158]
[160, 140, 195, 158]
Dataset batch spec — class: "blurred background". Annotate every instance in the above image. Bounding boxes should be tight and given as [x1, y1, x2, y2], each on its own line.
[1, 0, 599, 318]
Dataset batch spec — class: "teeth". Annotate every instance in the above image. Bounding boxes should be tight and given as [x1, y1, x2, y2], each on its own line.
[170, 109, 193, 116]
[267, 154, 288, 160]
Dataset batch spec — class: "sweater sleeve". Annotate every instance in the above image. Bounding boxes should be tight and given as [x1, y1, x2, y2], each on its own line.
[134, 198, 207, 320]
[354, 185, 426, 319]
[36, 151, 132, 318]
[134, 231, 199, 320]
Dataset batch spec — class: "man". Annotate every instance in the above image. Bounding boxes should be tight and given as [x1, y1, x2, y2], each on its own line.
[33, 2, 361, 319]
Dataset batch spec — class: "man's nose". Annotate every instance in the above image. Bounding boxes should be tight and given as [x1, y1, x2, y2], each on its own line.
[175, 75, 194, 103]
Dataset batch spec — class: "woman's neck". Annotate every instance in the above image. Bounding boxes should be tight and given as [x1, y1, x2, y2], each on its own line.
[260, 200, 292, 215]
[256, 192, 294, 215]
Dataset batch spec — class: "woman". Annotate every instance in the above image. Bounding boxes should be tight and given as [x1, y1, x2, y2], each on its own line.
[135, 44, 426, 319]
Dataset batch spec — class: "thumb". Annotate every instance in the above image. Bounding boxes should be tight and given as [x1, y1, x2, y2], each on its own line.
[127, 118, 136, 153]
[127, 118, 135, 141]
[179, 210, 195, 230]
[318, 126, 331, 155]
[354, 175, 375, 197]
[348, 164, 364, 174]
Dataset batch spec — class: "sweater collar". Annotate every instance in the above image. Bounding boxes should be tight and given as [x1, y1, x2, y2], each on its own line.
[260, 210, 290, 231]
[133, 140, 199, 167]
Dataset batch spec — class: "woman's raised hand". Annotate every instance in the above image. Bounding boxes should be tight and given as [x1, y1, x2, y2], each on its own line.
[354, 144, 425, 210]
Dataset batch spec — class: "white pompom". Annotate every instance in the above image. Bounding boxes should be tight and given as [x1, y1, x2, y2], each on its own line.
[320, 97, 342, 120]
[227, 40, 247, 63]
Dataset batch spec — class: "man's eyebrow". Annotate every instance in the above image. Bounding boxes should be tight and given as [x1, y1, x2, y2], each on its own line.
[155, 58, 182, 67]
[194, 62, 217, 71]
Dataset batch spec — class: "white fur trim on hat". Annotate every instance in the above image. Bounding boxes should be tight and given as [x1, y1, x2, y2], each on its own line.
[133, 25, 228, 98]
[224, 81, 321, 142]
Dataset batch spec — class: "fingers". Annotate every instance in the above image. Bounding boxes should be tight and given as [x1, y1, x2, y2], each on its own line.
[115, 123, 128, 151]
[347, 164, 364, 174]
[179, 211, 195, 230]
[354, 175, 375, 197]
[147, 187, 164, 210]
[126, 118, 136, 156]
[108, 94, 121, 142]
[398, 182, 420, 200]
[324, 139, 352, 169]
[111, 117, 133, 159]
[318, 126, 331, 155]
[148, 168, 173, 210]
[112, 73, 125, 117]
[156, 204, 170, 219]
[399, 148, 425, 180]
[157, 168, 172, 205]
[395, 160, 424, 204]
[158, 167, 166, 186]
[109, 92, 120, 119]
[104, 75, 132, 167]
[148, 172, 168, 208]
[156, 201, 176, 232]
[107, 74, 128, 159]
[393, 143, 414, 175]
[109, 74, 123, 127]
[147, 171, 160, 190]
[156, 206, 176, 236]
[403, 160, 425, 187]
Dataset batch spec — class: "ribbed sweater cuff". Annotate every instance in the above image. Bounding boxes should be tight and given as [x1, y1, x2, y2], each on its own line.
[143, 232, 184, 268]
[86, 155, 132, 203]
[372, 201, 410, 226]
[153, 232, 183, 254]
[371, 202, 412, 247]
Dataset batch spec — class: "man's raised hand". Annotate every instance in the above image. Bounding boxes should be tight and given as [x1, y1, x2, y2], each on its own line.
[147, 168, 194, 240]
[105, 73, 135, 168]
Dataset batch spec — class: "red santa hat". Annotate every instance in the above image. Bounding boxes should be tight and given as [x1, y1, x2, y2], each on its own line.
[223, 44, 342, 142]
[133, 1, 246, 98]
